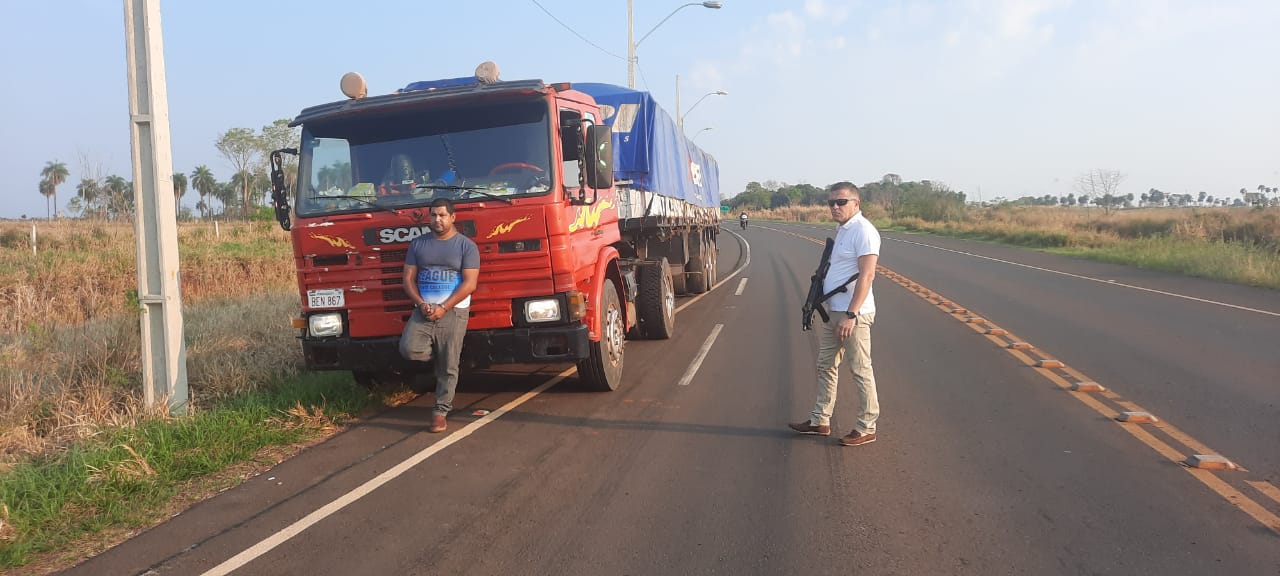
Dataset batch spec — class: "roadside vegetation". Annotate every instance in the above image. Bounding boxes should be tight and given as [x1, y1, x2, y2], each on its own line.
[0, 220, 400, 570]
[729, 178, 1280, 290]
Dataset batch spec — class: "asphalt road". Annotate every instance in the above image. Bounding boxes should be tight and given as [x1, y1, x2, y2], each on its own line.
[64, 222, 1280, 575]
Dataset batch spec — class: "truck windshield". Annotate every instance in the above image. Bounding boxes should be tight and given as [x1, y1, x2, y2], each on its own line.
[295, 99, 553, 216]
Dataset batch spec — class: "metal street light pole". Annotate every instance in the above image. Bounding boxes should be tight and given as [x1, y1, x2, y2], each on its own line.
[692, 127, 713, 143]
[628, 1, 723, 88]
[679, 89, 727, 131]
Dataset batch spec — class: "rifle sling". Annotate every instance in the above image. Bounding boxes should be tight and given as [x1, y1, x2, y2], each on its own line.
[814, 273, 859, 306]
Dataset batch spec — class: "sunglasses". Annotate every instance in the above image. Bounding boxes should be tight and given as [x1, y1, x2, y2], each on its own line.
[827, 198, 855, 207]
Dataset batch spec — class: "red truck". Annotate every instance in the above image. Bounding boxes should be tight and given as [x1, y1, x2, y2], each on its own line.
[269, 62, 721, 392]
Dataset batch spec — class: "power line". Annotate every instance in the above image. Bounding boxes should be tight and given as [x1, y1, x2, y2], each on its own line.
[529, 0, 626, 61]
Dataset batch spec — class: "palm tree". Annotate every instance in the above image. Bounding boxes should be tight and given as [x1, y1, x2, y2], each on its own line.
[104, 175, 130, 220]
[191, 165, 216, 219]
[40, 161, 69, 219]
[172, 172, 188, 208]
[76, 177, 100, 218]
[39, 178, 54, 220]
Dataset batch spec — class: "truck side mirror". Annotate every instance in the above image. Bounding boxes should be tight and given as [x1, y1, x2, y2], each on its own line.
[584, 125, 613, 191]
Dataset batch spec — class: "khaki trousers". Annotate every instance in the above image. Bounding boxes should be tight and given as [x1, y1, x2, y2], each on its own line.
[810, 311, 878, 434]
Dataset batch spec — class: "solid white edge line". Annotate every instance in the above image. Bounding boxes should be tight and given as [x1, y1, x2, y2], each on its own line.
[886, 236, 1280, 318]
[200, 367, 575, 576]
[204, 226, 755, 574]
[677, 324, 724, 386]
[735, 278, 749, 296]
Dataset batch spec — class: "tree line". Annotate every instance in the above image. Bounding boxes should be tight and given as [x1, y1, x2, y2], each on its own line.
[723, 174, 968, 222]
[35, 120, 298, 221]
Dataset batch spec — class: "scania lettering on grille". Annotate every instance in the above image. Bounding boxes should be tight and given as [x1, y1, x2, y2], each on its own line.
[364, 221, 476, 245]
[370, 226, 432, 244]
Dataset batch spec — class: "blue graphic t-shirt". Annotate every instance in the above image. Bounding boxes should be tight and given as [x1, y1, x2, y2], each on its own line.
[405, 233, 480, 308]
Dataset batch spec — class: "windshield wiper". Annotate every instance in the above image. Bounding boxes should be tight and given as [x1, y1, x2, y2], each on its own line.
[413, 184, 514, 205]
[308, 194, 401, 215]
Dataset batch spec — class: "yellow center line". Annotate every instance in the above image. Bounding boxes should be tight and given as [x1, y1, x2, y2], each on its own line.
[768, 223, 1280, 536]
[1248, 481, 1280, 506]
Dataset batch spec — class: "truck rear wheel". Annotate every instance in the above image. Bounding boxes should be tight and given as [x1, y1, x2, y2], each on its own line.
[636, 258, 675, 339]
[578, 278, 625, 391]
[686, 255, 710, 294]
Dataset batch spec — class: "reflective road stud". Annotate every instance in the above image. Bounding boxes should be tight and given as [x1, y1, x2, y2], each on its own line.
[1035, 359, 1065, 369]
[1071, 381, 1106, 392]
[1185, 454, 1237, 470]
[1008, 342, 1034, 350]
[964, 316, 985, 323]
[984, 328, 1008, 336]
[1117, 411, 1159, 423]
[951, 307, 968, 314]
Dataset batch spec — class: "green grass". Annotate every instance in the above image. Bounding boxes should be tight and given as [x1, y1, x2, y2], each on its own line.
[0, 372, 379, 568]
[886, 223, 1280, 290]
[1048, 237, 1280, 289]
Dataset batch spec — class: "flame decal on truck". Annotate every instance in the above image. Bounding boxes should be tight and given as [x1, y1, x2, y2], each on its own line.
[486, 215, 532, 239]
[568, 199, 615, 233]
[310, 233, 357, 250]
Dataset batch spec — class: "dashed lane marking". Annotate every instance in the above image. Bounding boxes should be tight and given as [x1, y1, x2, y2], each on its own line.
[677, 324, 725, 387]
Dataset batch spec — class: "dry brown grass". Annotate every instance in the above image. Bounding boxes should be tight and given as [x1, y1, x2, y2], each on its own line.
[0, 220, 294, 336]
[0, 220, 302, 462]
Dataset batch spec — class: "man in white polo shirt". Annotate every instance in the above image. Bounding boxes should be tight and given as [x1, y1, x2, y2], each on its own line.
[790, 181, 882, 446]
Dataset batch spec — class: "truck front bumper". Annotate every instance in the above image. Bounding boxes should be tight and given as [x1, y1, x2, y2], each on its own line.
[301, 323, 590, 372]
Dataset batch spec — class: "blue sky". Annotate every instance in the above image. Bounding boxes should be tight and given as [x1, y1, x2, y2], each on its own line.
[3, 0, 1278, 218]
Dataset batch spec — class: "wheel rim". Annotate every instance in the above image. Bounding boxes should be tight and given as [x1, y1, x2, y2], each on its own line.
[663, 273, 675, 320]
[604, 306, 624, 366]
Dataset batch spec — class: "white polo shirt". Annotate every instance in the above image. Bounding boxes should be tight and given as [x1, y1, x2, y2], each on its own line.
[822, 211, 880, 315]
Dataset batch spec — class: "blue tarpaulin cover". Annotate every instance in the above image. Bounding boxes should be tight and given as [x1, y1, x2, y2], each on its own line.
[573, 83, 720, 209]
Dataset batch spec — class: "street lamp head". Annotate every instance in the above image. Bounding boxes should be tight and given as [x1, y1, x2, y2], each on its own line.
[714, 90, 728, 96]
[702, 1, 723, 8]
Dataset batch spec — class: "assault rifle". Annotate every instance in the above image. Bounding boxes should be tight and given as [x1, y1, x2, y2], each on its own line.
[802, 237, 859, 331]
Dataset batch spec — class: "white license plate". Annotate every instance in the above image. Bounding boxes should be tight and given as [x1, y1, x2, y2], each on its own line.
[307, 288, 345, 309]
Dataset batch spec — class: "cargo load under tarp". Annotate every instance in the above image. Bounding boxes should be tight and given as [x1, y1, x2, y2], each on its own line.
[573, 83, 721, 213]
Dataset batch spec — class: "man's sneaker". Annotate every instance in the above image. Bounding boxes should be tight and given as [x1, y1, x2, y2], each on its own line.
[429, 413, 447, 433]
[789, 421, 831, 436]
[839, 430, 876, 447]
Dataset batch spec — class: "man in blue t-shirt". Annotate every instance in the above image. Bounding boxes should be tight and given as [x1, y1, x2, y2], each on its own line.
[399, 198, 480, 433]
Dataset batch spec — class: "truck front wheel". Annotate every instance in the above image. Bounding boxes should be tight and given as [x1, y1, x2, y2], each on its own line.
[578, 278, 625, 391]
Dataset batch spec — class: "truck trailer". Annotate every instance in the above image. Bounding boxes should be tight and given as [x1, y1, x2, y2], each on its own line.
[270, 62, 721, 392]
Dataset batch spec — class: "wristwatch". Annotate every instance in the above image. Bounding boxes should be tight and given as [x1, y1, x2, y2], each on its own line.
[845, 311, 858, 319]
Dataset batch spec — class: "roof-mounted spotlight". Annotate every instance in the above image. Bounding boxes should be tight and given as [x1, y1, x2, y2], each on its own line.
[340, 72, 367, 99]
[475, 61, 500, 84]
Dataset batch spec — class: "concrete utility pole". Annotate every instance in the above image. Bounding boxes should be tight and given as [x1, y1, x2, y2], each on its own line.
[627, 0, 635, 88]
[124, 0, 188, 414]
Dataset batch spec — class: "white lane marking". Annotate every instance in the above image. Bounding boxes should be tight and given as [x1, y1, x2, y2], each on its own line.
[205, 228, 755, 574]
[735, 278, 749, 296]
[200, 367, 576, 576]
[887, 236, 1280, 318]
[677, 324, 724, 386]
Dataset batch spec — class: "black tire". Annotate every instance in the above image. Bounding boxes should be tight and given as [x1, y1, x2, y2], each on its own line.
[686, 255, 710, 294]
[353, 370, 378, 390]
[578, 279, 625, 391]
[353, 367, 415, 390]
[636, 259, 675, 339]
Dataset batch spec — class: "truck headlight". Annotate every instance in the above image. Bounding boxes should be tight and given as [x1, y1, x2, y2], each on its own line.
[308, 312, 343, 337]
[524, 298, 562, 323]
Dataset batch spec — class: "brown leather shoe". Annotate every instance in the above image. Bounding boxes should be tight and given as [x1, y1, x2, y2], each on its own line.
[839, 430, 876, 446]
[429, 413, 447, 433]
[788, 421, 831, 436]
